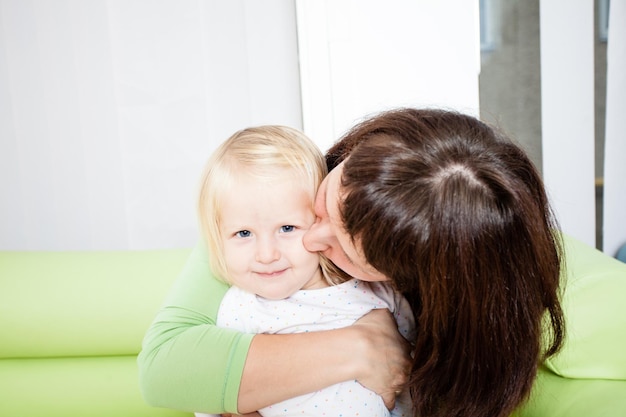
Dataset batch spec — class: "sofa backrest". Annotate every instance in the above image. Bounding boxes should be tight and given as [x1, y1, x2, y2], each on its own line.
[3, 235, 625, 382]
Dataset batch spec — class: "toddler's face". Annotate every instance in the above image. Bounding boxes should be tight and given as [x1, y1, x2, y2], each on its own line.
[220, 174, 326, 300]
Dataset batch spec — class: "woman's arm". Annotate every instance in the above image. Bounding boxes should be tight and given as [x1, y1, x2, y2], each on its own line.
[238, 308, 411, 413]
[138, 241, 411, 414]
[138, 241, 252, 413]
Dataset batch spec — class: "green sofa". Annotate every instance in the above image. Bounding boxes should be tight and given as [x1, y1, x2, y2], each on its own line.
[516, 235, 626, 416]
[1, 234, 625, 416]
[0, 249, 193, 417]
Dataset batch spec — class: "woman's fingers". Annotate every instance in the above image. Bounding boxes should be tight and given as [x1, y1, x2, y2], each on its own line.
[352, 309, 412, 409]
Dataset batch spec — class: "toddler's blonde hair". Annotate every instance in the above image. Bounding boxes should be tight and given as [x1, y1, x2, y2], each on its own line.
[198, 125, 347, 286]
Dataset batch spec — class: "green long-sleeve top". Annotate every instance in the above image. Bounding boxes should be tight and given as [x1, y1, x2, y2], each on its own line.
[138, 241, 253, 414]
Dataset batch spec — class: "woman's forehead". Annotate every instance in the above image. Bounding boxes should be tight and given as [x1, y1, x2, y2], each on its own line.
[323, 162, 344, 216]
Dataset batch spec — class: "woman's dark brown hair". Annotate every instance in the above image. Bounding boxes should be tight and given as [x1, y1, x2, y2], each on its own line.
[327, 108, 565, 417]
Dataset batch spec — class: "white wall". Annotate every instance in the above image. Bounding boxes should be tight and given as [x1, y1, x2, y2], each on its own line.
[603, 0, 626, 256]
[540, 0, 626, 254]
[0, 0, 302, 250]
[540, 0, 596, 247]
[296, 0, 480, 152]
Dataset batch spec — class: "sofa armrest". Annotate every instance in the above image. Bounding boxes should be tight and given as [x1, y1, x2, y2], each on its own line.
[544, 234, 626, 380]
[0, 249, 190, 359]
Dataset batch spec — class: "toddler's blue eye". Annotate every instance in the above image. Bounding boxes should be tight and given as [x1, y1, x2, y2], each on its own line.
[236, 230, 251, 238]
[281, 225, 295, 233]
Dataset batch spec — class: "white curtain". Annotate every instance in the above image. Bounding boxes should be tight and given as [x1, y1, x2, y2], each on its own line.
[0, 0, 302, 250]
[3, 0, 623, 254]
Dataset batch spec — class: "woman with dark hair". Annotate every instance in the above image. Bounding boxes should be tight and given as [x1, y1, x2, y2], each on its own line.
[139, 108, 565, 417]
[305, 108, 565, 417]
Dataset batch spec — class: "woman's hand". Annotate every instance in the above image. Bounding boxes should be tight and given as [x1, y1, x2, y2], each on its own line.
[351, 309, 412, 409]
[222, 413, 262, 417]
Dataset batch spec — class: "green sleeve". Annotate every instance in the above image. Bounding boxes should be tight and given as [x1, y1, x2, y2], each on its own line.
[138, 240, 254, 414]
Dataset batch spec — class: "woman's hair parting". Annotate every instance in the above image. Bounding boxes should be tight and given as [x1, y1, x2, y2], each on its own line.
[330, 108, 565, 417]
[198, 125, 347, 285]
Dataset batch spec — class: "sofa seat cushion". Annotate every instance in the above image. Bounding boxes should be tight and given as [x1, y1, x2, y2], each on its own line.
[0, 355, 190, 417]
[515, 366, 626, 416]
